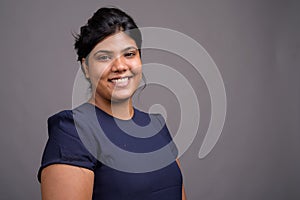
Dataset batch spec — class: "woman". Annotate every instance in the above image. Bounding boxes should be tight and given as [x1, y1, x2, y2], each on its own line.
[38, 7, 186, 200]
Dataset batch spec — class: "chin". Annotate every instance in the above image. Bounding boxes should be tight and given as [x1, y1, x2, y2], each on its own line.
[110, 92, 134, 103]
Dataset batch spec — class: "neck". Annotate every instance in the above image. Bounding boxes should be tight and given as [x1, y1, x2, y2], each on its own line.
[88, 96, 134, 120]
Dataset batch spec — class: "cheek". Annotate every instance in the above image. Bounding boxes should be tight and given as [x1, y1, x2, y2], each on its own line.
[89, 64, 111, 82]
[130, 59, 142, 74]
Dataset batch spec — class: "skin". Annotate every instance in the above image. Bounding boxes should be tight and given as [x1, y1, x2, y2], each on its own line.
[82, 31, 142, 120]
[177, 159, 187, 200]
[41, 164, 94, 200]
[41, 31, 186, 200]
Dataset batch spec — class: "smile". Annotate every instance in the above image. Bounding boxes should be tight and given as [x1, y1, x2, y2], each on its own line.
[110, 77, 129, 83]
[109, 76, 132, 87]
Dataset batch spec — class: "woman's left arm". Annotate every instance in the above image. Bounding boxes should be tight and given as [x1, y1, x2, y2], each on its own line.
[176, 159, 187, 200]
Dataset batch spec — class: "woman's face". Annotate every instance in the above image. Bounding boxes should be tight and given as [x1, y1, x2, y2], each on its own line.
[82, 31, 142, 103]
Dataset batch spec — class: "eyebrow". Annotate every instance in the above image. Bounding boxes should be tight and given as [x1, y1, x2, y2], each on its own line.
[93, 46, 138, 57]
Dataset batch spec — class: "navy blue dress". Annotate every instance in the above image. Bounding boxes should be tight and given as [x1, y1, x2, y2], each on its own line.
[38, 103, 182, 199]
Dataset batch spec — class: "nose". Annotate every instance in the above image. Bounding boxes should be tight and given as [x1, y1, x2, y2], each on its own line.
[111, 56, 128, 73]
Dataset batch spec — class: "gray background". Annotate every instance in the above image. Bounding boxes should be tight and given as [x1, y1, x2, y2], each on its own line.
[0, 0, 299, 199]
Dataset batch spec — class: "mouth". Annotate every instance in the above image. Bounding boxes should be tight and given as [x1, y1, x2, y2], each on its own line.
[108, 76, 133, 87]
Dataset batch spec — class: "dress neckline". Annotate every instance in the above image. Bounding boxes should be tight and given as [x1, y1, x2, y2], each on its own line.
[83, 102, 136, 122]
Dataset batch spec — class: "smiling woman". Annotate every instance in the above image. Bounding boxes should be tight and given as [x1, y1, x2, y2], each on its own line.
[82, 32, 142, 108]
[38, 7, 186, 200]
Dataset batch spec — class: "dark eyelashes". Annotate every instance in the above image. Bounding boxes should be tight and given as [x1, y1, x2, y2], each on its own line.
[96, 55, 112, 61]
[95, 51, 137, 62]
[124, 51, 136, 57]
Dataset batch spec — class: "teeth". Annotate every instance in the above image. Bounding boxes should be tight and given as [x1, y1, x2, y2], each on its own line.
[111, 77, 128, 83]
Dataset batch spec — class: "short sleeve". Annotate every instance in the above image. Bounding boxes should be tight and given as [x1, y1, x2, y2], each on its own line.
[37, 110, 97, 182]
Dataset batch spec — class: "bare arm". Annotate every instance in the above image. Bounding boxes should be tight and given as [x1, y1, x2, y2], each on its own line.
[176, 159, 187, 200]
[41, 164, 94, 200]
[182, 183, 187, 200]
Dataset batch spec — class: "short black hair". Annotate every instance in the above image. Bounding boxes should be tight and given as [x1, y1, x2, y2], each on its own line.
[74, 7, 142, 63]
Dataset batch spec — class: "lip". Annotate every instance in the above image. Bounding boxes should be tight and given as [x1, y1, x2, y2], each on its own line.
[108, 75, 133, 88]
[108, 75, 133, 82]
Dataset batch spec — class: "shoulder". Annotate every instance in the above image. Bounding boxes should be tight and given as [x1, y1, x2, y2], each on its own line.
[47, 103, 91, 138]
[47, 110, 75, 138]
[38, 104, 98, 182]
[43, 103, 98, 160]
[48, 110, 73, 127]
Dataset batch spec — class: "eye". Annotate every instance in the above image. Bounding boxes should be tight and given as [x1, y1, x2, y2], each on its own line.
[124, 51, 137, 58]
[96, 55, 112, 62]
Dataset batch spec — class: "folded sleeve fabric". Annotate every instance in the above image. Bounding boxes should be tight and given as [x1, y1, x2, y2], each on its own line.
[37, 110, 97, 182]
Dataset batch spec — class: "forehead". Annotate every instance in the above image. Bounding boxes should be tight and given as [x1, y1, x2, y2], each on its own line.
[92, 31, 137, 52]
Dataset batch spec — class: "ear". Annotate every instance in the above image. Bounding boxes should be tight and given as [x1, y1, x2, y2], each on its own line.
[81, 58, 90, 79]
